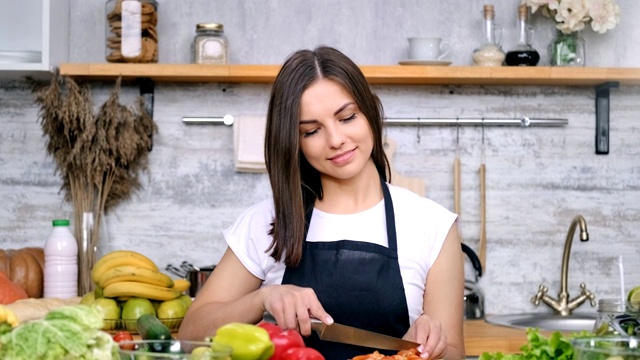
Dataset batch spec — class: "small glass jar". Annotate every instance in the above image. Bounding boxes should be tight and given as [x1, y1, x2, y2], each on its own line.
[593, 298, 640, 335]
[192, 23, 228, 65]
[472, 4, 505, 67]
[105, 0, 159, 63]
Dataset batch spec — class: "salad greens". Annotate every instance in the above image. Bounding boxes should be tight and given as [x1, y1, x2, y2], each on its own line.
[0, 304, 120, 360]
[479, 328, 594, 360]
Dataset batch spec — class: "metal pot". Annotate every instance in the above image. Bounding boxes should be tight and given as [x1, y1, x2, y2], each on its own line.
[461, 243, 484, 320]
[165, 262, 216, 297]
[186, 266, 215, 297]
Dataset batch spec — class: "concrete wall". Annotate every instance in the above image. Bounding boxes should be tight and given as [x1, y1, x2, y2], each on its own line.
[1, 0, 639, 315]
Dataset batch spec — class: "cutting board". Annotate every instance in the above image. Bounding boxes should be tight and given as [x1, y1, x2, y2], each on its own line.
[383, 137, 426, 197]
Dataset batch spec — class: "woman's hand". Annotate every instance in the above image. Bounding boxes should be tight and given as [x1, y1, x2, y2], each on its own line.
[403, 314, 447, 360]
[262, 285, 333, 336]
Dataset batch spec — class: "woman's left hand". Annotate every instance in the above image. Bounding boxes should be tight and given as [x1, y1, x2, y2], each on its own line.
[403, 314, 447, 360]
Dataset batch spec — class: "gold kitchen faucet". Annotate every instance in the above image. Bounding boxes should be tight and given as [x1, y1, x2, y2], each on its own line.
[531, 215, 597, 316]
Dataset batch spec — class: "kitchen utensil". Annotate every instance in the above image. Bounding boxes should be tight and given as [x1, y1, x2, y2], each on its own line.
[263, 313, 419, 351]
[462, 243, 484, 320]
[165, 264, 187, 278]
[180, 261, 199, 272]
[383, 137, 426, 196]
[187, 265, 215, 297]
[479, 163, 486, 271]
[454, 157, 461, 217]
[311, 321, 419, 351]
[478, 123, 487, 270]
[166, 262, 215, 297]
[453, 124, 463, 242]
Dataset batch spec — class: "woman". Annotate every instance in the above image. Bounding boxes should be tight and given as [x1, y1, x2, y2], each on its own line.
[179, 46, 465, 360]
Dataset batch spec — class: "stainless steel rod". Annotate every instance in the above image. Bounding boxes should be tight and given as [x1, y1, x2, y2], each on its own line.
[182, 116, 568, 127]
[182, 115, 235, 125]
[383, 117, 568, 127]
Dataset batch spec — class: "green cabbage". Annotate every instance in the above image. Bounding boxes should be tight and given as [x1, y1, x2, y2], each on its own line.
[0, 304, 120, 360]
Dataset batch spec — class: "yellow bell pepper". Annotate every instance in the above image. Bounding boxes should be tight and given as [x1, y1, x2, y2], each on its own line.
[212, 322, 275, 360]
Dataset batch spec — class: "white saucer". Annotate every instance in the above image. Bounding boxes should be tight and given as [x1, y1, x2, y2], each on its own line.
[398, 59, 452, 66]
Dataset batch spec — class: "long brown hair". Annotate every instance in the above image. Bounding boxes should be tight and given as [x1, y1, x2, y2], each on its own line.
[264, 46, 390, 267]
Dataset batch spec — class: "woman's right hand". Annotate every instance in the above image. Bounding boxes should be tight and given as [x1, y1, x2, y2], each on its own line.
[262, 284, 333, 336]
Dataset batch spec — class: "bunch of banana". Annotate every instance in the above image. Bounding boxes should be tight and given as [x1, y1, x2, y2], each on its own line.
[173, 278, 191, 293]
[91, 250, 183, 301]
[0, 304, 19, 328]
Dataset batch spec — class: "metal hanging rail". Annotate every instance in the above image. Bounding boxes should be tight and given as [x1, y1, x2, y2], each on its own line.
[383, 117, 568, 127]
[182, 116, 568, 127]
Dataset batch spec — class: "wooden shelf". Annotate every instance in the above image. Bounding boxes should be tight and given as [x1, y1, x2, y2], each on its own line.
[58, 63, 640, 86]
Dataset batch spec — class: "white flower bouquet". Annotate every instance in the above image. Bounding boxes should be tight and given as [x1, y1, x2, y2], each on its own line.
[522, 0, 620, 34]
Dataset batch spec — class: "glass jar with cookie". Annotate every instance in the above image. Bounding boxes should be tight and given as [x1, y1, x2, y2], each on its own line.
[105, 0, 158, 63]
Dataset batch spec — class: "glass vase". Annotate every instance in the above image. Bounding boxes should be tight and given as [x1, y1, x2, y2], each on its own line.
[76, 211, 109, 295]
[550, 30, 586, 66]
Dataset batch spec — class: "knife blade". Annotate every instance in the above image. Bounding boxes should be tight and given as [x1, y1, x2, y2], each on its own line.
[263, 313, 419, 351]
[310, 321, 419, 351]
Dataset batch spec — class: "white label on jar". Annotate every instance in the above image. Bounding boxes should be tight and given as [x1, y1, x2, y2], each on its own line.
[194, 38, 226, 64]
[121, 0, 142, 58]
[203, 40, 224, 58]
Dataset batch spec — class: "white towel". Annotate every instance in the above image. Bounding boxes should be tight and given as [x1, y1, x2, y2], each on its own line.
[233, 115, 267, 173]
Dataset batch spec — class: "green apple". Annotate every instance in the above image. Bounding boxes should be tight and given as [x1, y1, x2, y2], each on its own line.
[80, 291, 96, 305]
[157, 299, 187, 319]
[176, 294, 193, 310]
[91, 297, 120, 330]
[121, 297, 156, 331]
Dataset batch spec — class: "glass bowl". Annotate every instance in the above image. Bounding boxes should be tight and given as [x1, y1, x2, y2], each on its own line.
[117, 340, 232, 359]
[103, 318, 183, 333]
[572, 337, 640, 359]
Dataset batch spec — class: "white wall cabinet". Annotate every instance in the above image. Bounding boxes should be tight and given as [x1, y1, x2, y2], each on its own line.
[0, 0, 69, 79]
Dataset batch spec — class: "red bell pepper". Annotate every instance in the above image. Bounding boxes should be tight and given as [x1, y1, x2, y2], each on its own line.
[257, 321, 308, 360]
[281, 347, 325, 360]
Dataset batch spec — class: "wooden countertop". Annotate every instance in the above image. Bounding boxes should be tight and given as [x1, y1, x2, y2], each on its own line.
[136, 318, 538, 356]
[464, 319, 555, 356]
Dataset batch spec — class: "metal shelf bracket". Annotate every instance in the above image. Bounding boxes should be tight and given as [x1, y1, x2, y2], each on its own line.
[595, 81, 619, 155]
[138, 77, 155, 120]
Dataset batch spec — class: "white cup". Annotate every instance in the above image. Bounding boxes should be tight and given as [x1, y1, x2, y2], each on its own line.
[408, 37, 451, 61]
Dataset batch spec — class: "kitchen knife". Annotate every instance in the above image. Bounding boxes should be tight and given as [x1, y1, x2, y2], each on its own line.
[263, 313, 419, 351]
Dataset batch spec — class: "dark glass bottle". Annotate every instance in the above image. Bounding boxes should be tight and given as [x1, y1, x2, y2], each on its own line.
[505, 5, 540, 66]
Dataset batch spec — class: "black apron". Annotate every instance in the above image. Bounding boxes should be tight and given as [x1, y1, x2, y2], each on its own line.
[282, 178, 410, 360]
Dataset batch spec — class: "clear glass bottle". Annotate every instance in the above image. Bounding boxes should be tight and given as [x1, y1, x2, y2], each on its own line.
[192, 23, 228, 65]
[505, 5, 540, 66]
[472, 4, 505, 67]
[105, 0, 159, 63]
[593, 298, 640, 335]
[44, 219, 78, 299]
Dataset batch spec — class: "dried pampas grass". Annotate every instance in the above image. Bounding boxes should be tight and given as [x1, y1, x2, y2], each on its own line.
[32, 71, 157, 294]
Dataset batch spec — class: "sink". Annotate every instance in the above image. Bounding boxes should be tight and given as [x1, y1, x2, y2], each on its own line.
[485, 313, 597, 332]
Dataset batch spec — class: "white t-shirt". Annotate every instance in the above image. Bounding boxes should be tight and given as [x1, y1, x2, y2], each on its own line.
[223, 183, 457, 324]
